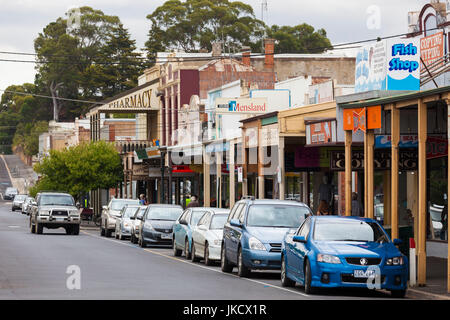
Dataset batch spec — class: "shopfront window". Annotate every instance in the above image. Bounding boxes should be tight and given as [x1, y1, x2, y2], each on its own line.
[428, 156, 448, 241]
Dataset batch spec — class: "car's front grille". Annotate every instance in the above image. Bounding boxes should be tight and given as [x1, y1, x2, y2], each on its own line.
[51, 210, 68, 217]
[269, 243, 282, 253]
[154, 228, 172, 233]
[345, 257, 381, 266]
[341, 274, 386, 284]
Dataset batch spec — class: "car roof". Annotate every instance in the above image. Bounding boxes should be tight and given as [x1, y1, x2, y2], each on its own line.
[311, 216, 376, 223]
[239, 199, 310, 207]
[148, 204, 182, 208]
[39, 192, 72, 196]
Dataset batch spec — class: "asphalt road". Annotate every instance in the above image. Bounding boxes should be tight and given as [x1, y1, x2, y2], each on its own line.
[0, 203, 412, 300]
[0, 160, 414, 300]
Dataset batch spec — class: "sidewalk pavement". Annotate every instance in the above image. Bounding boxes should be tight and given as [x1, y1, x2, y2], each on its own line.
[1, 155, 38, 194]
[407, 257, 450, 300]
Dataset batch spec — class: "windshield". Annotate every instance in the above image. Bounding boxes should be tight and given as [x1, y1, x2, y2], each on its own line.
[314, 219, 389, 242]
[111, 199, 139, 211]
[136, 207, 146, 219]
[147, 207, 183, 221]
[14, 195, 27, 201]
[6, 188, 18, 194]
[123, 207, 139, 218]
[246, 205, 310, 228]
[210, 214, 228, 230]
[40, 195, 74, 206]
[191, 211, 207, 225]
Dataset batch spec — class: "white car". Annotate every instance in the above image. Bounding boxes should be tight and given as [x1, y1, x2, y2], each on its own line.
[12, 194, 27, 211]
[130, 206, 147, 244]
[115, 205, 141, 240]
[191, 208, 230, 265]
[101, 198, 140, 237]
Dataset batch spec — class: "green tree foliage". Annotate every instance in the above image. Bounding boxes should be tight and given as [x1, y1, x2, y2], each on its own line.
[265, 24, 332, 54]
[13, 121, 49, 157]
[145, 0, 266, 56]
[34, 6, 145, 121]
[30, 141, 123, 199]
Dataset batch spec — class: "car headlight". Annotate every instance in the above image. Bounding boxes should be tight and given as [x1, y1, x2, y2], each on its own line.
[144, 222, 154, 230]
[249, 237, 266, 251]
[386, 256, 404, 266]
[317, 254, 341, 264]
[123, 222, 131, 228]
[69, 210, 79, 216]
[39, 210, 50, 216]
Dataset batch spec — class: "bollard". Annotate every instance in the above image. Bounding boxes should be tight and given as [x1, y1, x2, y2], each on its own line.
[409, 238, 416, 287]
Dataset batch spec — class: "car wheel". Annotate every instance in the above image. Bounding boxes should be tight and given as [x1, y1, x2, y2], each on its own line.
[185, 239, 191, 259]
[391, 289, 406, 298]
[281, 255, 295, 287]
[30, 219, 35, 234]
[105, 226, 112, 238]
[204, 243, 213, 266]
[139, 234, 146, 248]
[36, 222, 43, 235]
[100, 220, 105, 236]
[66, 226, 72, 235]
[173, 239, 182, 256]
[221, 244, 233, 273]
[237, 247, 250, 277]
[72, 225, 80, 236]
[304, 259, 315, 294]
[191, 242, 200, 262]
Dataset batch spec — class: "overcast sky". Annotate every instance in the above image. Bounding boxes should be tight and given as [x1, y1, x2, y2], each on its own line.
[0, 0, 434, 92]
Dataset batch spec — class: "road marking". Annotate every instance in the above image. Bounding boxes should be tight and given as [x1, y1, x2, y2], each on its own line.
[81, 230, 309, 298]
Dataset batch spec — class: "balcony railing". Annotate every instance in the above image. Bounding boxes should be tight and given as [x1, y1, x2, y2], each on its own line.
[114, 140, 154, 154]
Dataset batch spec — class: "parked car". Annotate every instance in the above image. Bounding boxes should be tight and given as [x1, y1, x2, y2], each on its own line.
[281, 216, 408, 298]
[100, 198, 140, 237]
[29, 192, 80, 235]
[21, 196, 34, 215]
[221, 199, 312, 277]
[173, 207, 213, 259]
[190, 208, 230, 265]
[130, 206, 147, 244]
[12, 194, 27, 211]
[138, 204, 183, 247]
[115, 205, 141, 240]
[4, 187, 18, 200]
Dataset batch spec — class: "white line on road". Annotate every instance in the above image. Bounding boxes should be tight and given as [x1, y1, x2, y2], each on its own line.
[81, 230, 309, 298]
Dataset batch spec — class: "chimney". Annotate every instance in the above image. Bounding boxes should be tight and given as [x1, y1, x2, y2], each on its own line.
[241, 46, 251, 66]
[264, 38, 275, 70]
[212, 41, 223, 57]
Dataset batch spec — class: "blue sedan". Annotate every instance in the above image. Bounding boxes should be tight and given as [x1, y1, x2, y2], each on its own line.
[281, 216, 408, 298]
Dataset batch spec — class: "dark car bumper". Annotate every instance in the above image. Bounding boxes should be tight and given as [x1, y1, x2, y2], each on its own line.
[242, 248, 281, 270]
[143, 230, 173, 245]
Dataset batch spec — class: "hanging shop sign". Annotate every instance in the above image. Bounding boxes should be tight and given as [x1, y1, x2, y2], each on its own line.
[355, 38, 421, 93]
[420, 31, 444, 72]
[306, 120, 337, 145]
[342, 105, 381, 132]
[215, 97, 268, 114]
[259, 124, 279, 147]
[330, 150, 418, 171]
[132, 164, 150, 177]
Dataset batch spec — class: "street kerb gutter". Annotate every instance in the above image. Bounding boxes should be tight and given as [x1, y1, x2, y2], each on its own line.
[0, 155, 15, 188]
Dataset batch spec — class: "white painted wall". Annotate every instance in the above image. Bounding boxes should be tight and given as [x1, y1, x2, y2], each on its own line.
[275, 75, 312, 108]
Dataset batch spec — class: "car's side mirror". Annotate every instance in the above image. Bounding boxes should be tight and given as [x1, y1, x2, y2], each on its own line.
[293, 235, 307, 243]
[393, 238, 402, 246]
[32, 202, 37, 206]
[230, 219, 242, 228]
[180, 219, 187, 225]
[130, 216, 135, 220]
[102, 206, 108, 210]
[76, 202, 80, 209]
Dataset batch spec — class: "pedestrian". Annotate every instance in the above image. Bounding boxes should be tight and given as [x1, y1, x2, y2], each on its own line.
[139, 194, 146, 205]
[351, 192, 363, 217]
[187, 195, 199, 208]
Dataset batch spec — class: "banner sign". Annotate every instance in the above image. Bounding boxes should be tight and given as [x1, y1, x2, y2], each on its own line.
[343, 106, 381, 132]
[420, 31, 444, 72]
[306, 120, 337, 145]
[355, 38, 421, 92]
[330, 150, 418, 171]
[216, 97, 267, 114]
[375, 134, 448, 159]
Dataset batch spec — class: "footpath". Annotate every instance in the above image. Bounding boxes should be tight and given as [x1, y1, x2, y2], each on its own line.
[0, 154, 38, 194]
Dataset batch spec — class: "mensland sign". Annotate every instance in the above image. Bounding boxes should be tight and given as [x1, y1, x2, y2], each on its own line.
[355, 38, 420, 92]
[215, 97, 267, 114]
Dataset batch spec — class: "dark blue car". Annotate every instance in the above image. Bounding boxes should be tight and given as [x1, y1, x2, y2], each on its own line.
[221, 199, 312, 277]
[281, 216, 408, 298]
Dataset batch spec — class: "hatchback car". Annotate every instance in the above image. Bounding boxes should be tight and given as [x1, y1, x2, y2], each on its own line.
[21, 196, 34, 215]
[130, 206, 147, 244]
[139, 204, 183, 247]
[221, 199, 312, 277]
[12, 194, 27, 211]
[4, 187, 18, 200]
[281, 216, 408, 298]
[115, 205, 141, 240]
[173, 207, 214, 259]
[191, 209, 230, 265]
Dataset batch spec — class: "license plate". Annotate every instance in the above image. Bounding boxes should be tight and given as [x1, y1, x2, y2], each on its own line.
[353, 269, 375, 278]
[54, 217, 65, 221]
[161, 233, 171, 239]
